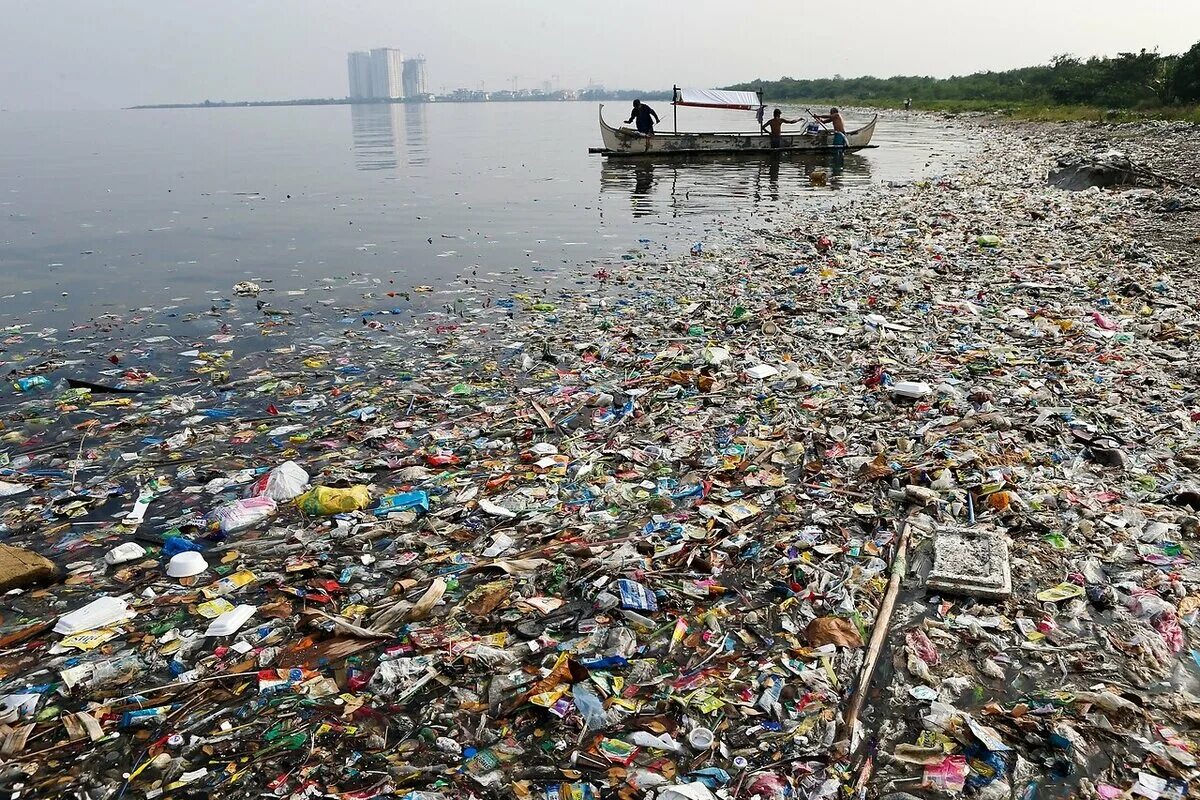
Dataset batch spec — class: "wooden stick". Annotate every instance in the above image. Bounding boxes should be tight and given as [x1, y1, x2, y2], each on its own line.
[1129, 165, 1199, 190]
[839, 514, 912, 755]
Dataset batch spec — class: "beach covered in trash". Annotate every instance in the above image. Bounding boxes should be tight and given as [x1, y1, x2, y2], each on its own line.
[2, 119, 1199, 800]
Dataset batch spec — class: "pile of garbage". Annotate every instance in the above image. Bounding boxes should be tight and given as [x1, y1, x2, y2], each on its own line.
[1, 120, 1198, 800]
[1049, 150, 1139, 191]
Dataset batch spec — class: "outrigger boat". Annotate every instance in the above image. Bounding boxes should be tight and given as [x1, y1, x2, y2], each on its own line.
[594, 87, 877, 157]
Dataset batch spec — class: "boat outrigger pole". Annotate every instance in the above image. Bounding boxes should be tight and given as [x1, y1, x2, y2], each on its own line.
[672, 85, 679, 134]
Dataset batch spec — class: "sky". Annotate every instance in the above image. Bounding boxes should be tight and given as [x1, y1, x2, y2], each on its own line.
[2, 0, 1199, 110]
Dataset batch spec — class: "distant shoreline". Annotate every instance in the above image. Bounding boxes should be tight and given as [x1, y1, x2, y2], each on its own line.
[127, 94, 667, 110]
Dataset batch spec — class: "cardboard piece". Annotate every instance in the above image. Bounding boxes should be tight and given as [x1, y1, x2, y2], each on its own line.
[0, 544, 60, 591]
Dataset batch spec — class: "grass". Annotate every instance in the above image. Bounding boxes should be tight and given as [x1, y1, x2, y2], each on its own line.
[772, 97, 1200, 123]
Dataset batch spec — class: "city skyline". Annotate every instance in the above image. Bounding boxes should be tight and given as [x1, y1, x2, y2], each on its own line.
[348, 48, 427, 101]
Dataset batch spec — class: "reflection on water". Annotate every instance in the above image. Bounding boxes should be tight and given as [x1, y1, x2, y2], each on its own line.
[600, 151, 872, 217]
[404, 104, 428, 166]
[349, 103, 429, 170]
[350, 104, 401, 171]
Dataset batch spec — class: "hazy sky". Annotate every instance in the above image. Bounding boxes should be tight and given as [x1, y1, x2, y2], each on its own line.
[3, 0, 1199, 109]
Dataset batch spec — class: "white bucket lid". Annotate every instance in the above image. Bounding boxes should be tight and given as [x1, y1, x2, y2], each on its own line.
[166, 551, 208, 578]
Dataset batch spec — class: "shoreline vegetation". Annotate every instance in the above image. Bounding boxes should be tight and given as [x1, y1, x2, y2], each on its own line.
[729, 39, 1200, 124]
[779, 99, 1200, 124]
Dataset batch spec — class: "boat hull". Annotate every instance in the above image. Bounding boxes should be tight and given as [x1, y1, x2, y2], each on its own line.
[597, 104, 877, 157]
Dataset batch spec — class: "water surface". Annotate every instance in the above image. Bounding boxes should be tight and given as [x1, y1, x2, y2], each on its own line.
[1, 102, 972, 326]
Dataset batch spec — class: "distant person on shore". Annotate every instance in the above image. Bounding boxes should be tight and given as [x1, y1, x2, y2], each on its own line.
[761, 108, 802, 148]
[904, 98, 912, 112]
[813, 108, 848, 146]
[625, 99, 660, 136]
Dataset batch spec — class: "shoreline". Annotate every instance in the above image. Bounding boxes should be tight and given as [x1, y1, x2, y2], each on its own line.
[2, 120, 1199, 797]
[767, 100, 1200, 124]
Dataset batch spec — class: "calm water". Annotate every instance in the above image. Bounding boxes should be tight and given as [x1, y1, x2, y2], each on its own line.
[1, 102, 972, 326]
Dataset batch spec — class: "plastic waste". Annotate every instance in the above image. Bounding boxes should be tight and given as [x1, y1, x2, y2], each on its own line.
[203, 604, 256, 637]
[688, 726, 715, 749]
[166, 551, 209, 578]
[54, 596, 132, 634]
[572, 682, 607, 732]
[295, 485, 371, 515]
[1, 118, 1197, 798]
[13, 375, 52, 392]
[374, 490, 430, 516]
[247, 460, 310, 501]
[104, 542, 146, 565]
[211, 496, 277, 534]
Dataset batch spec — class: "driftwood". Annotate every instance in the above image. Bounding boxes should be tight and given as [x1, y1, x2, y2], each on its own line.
[839, 514, 913, 756]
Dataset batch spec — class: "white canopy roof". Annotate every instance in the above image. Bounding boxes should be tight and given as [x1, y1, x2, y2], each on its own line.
[673, 88, 763, 110]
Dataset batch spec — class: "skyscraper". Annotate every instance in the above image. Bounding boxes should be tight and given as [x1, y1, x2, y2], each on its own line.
[347, 51, 373, 99]
[347, 47, 412, 101]
[369, 48, 405, 100]
[402, 58, 428, 99]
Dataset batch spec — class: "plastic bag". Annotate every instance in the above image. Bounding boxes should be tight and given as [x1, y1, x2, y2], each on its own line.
[14, 376, 51, 392]
[247, 460, 310, 502]
[211, 496, 277, 534]
[374, 490, 429, 516]
[295, 485, 371, 515]
[573, 682, 607, 732]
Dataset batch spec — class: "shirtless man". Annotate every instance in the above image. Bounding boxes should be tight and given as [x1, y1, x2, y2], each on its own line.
[761, 108, 802, 148]
[625, 99, 661, 136]
[813, 107, 848, 146]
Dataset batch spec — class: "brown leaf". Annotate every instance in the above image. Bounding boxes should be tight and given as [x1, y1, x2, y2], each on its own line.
[804, 616, 864, 648]
[858, 453, 894, 482]
[465, 580, 512, 616]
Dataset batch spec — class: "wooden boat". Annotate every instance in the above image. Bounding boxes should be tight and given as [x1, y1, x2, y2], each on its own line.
[594, 88, 878, 157]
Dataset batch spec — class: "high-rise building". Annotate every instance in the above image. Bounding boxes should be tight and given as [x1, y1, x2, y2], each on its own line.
[369, 48, 405, 99]
[402, 58, 428, 99]
[348, 47, 415, 101]
[347, 51, 373, 99]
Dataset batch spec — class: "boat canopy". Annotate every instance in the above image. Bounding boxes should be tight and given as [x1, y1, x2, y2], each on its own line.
[673, 87, 764, 111]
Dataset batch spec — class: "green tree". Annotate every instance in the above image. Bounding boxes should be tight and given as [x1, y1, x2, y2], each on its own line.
[729, 43, 1198, 109]
[1169, 40, 1200, 102]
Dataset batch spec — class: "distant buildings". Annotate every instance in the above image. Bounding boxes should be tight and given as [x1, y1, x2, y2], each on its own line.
[346, 52, 374, 100]
[347, 48, 428, 101]
[402, 58, 427, 99]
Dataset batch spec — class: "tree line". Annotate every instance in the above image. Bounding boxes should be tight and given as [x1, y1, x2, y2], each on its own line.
[728, 41, 1200, 108]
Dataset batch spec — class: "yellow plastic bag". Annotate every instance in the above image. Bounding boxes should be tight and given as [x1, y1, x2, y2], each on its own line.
[295, 485, 371, 515]
[1035, 582, 1084, 603]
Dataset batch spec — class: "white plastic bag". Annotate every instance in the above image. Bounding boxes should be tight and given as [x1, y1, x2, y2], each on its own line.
[212, 496, 277, 534]
[247, 461, 310, 502]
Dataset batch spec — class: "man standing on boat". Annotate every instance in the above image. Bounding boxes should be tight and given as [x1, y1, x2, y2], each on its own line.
[762, 108, 802, 149]
[625, 99, 660, 136]
[813, 108, 848, 146]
